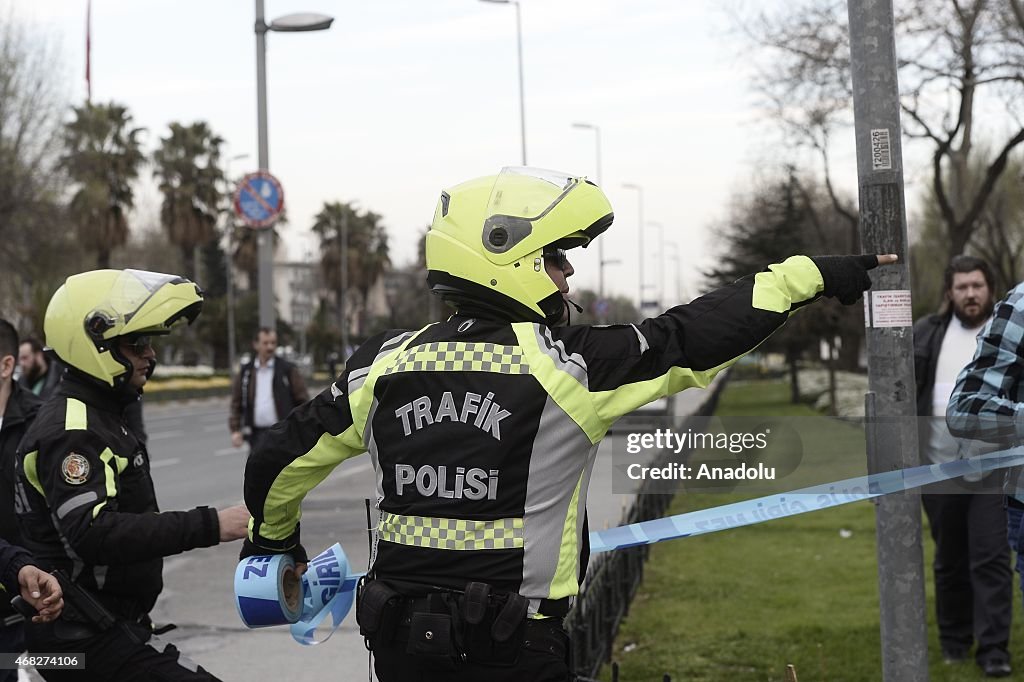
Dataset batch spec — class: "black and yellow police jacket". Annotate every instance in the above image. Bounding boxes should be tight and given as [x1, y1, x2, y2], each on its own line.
[14, 375, 220, 618]
[244, 256, 824, 613]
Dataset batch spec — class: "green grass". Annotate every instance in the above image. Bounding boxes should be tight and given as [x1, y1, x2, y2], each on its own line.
[600, 379, 1024, 681]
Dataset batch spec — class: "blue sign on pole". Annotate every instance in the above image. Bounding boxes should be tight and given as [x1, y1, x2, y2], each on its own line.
[234, 171, 285, 228]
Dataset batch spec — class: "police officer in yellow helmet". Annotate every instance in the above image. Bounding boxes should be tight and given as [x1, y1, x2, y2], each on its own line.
[241, 167, 895, 681]
[14, 269, 250, 681]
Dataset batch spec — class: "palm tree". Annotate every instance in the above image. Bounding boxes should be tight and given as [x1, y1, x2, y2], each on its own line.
[152, 121, 225, 281]
[311, 201, 390, 335]
[61, 102, 145, 268]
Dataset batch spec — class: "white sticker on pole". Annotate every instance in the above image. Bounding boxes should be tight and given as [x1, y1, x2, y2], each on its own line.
[871, 129, 892, 171]
[870, 290, 912, 327]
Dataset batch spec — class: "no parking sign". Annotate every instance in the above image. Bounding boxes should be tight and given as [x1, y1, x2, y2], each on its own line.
[234, 171, 285, 228]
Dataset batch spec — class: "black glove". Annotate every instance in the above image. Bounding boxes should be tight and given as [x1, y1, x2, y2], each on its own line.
[239, 538, 308, 565]
[811, 255, 881, 305]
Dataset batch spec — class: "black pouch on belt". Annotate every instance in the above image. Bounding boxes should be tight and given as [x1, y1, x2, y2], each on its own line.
[479, 592, 529, 666]
[356, 579, 401, 647]
[406, 594, 461, 671]
[462, 582, 492, 662]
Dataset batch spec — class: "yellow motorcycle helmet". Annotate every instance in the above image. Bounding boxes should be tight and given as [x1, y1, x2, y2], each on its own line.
[44, 269, 204, 388]
[426, 167, 613, 324]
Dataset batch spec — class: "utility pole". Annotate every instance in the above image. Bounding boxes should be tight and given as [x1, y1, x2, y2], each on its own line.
[339, 208, 350, 359]
[847, 1, 928, 680]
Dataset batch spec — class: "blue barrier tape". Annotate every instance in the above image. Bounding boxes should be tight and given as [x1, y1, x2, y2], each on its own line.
[234, 542, 363, 646]
[235, 449, 1024, 645]
[589, 449, 1024, 554]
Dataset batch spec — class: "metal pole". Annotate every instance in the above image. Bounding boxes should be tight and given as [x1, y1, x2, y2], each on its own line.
[623, 184, 644, 313]
[649, 222, 664, 309]
[594, 126, 604, 302]
[638, 191, 644, 314]
[340, 209, 350, 359]
[846, 1, 928, 679]
[255, 0, 275, 330]
[666, 242, 681, 303]
[226, 224, 238, 376]
[224, 153, 247, 377]
[513, 1, 526, 166]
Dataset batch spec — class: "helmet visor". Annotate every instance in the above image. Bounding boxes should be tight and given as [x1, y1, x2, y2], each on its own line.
[482, 167, 589, 255]
[111, 270, 187, 317]
[485, 167, 580, 221]
[87, 270, 191, 339]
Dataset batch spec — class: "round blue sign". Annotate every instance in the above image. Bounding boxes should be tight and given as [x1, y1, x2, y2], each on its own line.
[234, 171, 285, 228]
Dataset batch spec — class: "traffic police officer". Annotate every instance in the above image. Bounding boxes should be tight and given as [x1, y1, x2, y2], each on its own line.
[13, 269, 250, 680]
[241, 167, 893, 681]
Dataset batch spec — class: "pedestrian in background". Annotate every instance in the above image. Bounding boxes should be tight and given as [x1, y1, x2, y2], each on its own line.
[241, 167, 896, 682]
[0, 319, 42, 669]
[229, 327, 308, 454]
[14, 269, 250, 680]
[914, 255, 1011, 677]
[17, 338, 62, 400]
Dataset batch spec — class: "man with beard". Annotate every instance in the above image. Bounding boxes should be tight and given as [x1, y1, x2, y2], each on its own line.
[914, 255, 1011, 677]
[17, 338, 61, 401]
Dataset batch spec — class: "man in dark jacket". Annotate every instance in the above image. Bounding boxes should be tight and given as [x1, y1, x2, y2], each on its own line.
[0, 539, 63, 621]
[14, 269, 251, 680]
[17, 338, 62, 400]
[0, 319, 41, 665]
[229, 328, 308, 453]
[0, 534, 64, 682]
[913, 255, 1012, 677]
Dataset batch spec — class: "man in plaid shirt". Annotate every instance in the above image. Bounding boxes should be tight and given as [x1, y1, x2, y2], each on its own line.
[947, 280, 1024, 677]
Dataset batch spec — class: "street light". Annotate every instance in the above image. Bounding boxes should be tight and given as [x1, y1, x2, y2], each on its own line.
[622, 182, 645, 312]
[254, 1, 334, 330]
[648, 221, 664, 310]
[665, 241, 683, 303]
[224, 152, 250, 377]
[572, 121, 611, 308]
[480, 0, 527, 165]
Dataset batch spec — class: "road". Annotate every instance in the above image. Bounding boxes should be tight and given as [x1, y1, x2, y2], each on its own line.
[116, 381, 719, 681]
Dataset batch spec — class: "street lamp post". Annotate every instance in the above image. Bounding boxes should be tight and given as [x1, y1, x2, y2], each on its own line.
[571, 122, 609, 306]
[647, 221, 664, 310]
[622, 183, 644, 313]
[224, 152, 250, 377]
[339, 208, 350, 360]
[665, 241, 682, 303]
[254, 1, 334, 330]
[480, 0, 527, 165]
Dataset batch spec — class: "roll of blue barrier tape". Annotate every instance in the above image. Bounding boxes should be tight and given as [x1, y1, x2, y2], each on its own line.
[234, 553, 304, 627]
[234, 543, 363, 645]
[290, 543, 359, 646]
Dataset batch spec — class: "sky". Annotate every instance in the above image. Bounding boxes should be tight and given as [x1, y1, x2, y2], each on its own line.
[13, 0, 851, 307]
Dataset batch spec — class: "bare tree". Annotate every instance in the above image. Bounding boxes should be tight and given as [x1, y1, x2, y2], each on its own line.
[0, 10, 78, 331]
[737, 0, 1024, 258]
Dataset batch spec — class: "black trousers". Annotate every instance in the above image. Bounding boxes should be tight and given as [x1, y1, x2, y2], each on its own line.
[372, 618, 572, 682]
[0, 621, 24, 682]
[921, 489, 1012, 663]
[248, 427, 271, 456]
[25, 618, 221, 681]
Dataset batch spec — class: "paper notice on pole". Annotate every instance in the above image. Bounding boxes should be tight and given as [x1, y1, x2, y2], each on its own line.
[869, 290, 912, 328]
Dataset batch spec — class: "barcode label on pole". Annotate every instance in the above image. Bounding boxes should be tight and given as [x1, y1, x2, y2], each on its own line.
[870, 129, 892, 170]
